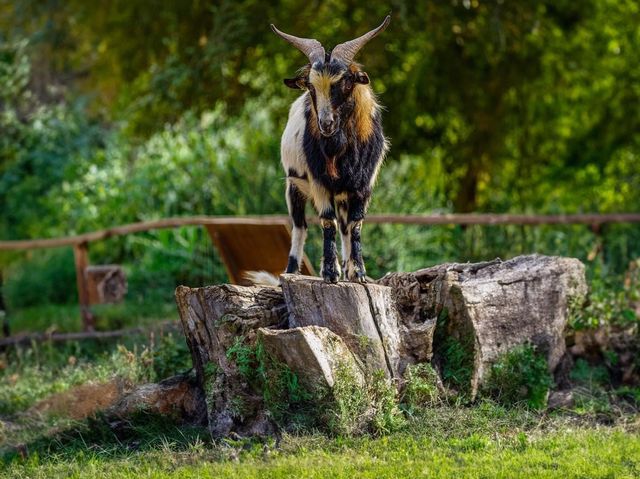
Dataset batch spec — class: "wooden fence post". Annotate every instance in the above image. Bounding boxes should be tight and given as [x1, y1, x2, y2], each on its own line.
[73, 242, 95, 331]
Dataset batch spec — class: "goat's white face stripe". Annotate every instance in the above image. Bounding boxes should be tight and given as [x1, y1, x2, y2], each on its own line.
[309, 69, 343, 116]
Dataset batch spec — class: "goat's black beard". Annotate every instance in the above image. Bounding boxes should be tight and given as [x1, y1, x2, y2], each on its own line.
[319, 129, 347, 159]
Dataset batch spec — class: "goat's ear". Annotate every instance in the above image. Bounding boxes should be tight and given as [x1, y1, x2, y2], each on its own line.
[284, 77, 306, 89]
[354, 71, 370, 85]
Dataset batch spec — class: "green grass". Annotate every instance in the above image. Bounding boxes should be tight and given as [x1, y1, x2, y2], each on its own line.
[1, 301, 639, 478]
[3, 340, 639, 479]
[1, 417, 638, 478]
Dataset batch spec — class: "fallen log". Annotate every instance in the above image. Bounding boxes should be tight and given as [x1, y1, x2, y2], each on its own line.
[0, 327, 145, 348]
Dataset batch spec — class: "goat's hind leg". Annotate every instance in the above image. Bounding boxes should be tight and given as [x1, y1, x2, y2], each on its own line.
[285, 180, 308, 274]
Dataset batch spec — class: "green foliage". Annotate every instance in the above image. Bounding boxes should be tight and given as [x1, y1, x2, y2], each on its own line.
[304, 366, 406, 437]
[570, 358, 610, 387]
[571, 263, 640, 330]
[225, 336, 259, 383]
[0, 40, 104, 243]
[4, 249, 77, 308]
[483, 344, 553, 410]
[401, 362, 441, 412]
[225, 337, 316, 428]
[366, 371, 407, 435]
[323, 364, 370, 436]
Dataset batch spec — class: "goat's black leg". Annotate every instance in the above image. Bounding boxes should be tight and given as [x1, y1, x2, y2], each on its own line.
[320, 206, 340, 283]
[335, 195, 350, 277]
[345, 193, 369, 282]
[285, 181, 308, 274]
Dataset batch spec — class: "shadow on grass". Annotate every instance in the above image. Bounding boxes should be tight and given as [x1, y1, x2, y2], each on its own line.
[1, 411, 210, 465]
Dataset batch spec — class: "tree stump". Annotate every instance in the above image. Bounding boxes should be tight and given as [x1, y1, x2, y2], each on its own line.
[281, 274, 403, 378]
[176, 254, 587, 435]
[258, 326, 365, 390]
[379, 254, 587, 397]
[175, 284, 287, 437]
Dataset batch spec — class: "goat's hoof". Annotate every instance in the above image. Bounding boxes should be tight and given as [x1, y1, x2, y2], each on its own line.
[323, 273, 340, 284]
[348, 272, 367, 283]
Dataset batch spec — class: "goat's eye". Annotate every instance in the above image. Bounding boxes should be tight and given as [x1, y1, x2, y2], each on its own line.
[343, 82, 353, 92]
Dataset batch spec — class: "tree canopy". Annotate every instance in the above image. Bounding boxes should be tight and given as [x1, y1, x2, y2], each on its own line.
[1, 0, 639, 273]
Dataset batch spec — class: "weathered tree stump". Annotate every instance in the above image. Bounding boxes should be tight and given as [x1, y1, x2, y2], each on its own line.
[258, 326, 365, 390]
[281, 274, 403, 378]
[175, 284, 287, 437]
[379, 254, 587, 397]
[176, 254, 587, 436]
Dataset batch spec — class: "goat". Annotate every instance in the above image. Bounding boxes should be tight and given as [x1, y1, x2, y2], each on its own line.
[272, 16, 390, 283]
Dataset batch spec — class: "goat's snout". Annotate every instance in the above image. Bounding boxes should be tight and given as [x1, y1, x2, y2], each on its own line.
[318, 112, 338, 136]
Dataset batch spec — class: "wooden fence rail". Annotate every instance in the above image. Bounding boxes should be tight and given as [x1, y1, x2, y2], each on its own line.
[1, 213, 640, 334]
[2, 213, 640, 251]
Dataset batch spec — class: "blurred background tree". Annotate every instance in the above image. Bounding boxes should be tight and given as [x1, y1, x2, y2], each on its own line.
[1, 0, 639, 315]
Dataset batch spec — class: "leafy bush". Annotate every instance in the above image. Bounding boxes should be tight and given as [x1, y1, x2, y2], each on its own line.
[482, 344, 552, 410]
[571, 265, 639, 330]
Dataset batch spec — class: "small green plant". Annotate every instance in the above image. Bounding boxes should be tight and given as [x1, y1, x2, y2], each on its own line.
[367, 370, 407, 435]
[152, 332, 192, 379]
[401, 362, 441, 412]
[324, 363, 370, 436]
[571, 271, 639, 330]
[439, 337, 474, 394]
[569, 358, 613, 414]
[324, 367, 405, 436]
[570, 358, 610, 387]
[225, 336, 258, 382]
[260, 357, 315, 427]
[483, 344, 552, 410]
[433, 307, 475, 397]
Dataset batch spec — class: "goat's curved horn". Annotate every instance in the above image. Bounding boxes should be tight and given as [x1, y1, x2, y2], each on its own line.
[271, 24, 326, 65]
[330, 15, 391, 64]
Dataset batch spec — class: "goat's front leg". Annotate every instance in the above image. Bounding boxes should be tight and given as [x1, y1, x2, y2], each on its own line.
[320, 213, 340, 283]
[320, 208, 341, 284]
[345, 193, 369, 283]
[312, 185, 341, 283]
